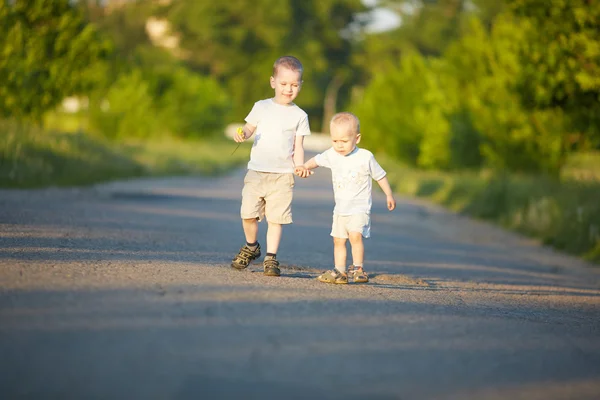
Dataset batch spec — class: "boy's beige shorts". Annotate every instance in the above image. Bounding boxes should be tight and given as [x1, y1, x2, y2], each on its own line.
[330, 213, 371, 239]
[240, 170, 294, 224]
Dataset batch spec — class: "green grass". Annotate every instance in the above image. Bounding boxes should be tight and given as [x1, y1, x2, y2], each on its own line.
[0, 120, 250, 188]
[380, 154, 600, 264]
[561, 151, 600, 182]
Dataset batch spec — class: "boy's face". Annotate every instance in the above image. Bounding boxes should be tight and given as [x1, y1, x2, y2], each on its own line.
[330, 123, 361, 156]
[270, 66, 302, 105]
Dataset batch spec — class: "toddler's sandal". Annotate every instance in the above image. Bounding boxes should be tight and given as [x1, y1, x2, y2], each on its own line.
[317, 269, 348, 284]
[351, 268, 369, 283]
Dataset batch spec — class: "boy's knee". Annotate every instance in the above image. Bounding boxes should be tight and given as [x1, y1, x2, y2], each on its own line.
[333, 237, 347, 246]
[348, 232, 363, 244]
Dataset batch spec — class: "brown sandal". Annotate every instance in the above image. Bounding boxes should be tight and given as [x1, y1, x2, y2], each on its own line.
[317, 269, 348, 284]
[349, 266, 369, 283]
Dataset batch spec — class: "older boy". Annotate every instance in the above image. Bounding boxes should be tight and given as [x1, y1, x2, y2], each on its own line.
[231, 56, 311, 276]
[295, 112, 396, 284]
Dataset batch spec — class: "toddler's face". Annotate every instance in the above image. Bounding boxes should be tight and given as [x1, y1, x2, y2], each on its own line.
[270, 67, 302, 105]
[330, 123, 360, 156]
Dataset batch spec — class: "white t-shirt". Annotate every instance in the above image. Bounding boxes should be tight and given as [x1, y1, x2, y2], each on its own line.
[245, 99, 311, 173]
[315, 147, 386, 215]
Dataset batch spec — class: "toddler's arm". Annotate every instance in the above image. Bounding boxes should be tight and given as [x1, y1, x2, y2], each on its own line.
[376, 176, 396, 211]
[234, 123, 256, 143]
[294, 157, 318, 178]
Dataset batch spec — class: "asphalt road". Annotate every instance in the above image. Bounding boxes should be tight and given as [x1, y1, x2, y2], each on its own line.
[1, 164, 599, 400]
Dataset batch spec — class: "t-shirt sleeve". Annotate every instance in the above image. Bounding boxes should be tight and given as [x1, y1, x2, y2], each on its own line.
[315, 147, 334, 169]
[245, 102, 262, 126]
[369, 154, 387, 181]
[296, 114, 311, 136]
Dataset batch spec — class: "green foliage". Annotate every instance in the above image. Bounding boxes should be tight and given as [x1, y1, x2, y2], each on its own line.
[155, 66, 231, 138]
[507, 0, 600, 147]
[89, 66, 230, 139]
[164, 0, 367, 123]
[354, 52, 481, 170]
[0, 119, 143, 187]
[354, 54, 427, 165]
[561, 151, 600, 181]
[0, 119, 249, 188]
[83, 0, 157, 62]
[413, 57, 459, 169]
[447, 110, 483, 169]
[387, 0, 467, 56]
[360, 0, 505, 77]
[446, 16, 567, 174]
[0, 0, 109, 120]
[380, 154, 600, 263]
[353, 2, 598, 175]
[90, 69, 161, 139]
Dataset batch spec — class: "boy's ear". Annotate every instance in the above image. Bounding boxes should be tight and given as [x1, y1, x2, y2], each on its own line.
[270, 76, 276, 89]
[356, 134, 361, 144]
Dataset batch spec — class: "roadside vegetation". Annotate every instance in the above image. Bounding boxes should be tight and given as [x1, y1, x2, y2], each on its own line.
[381, 153, 600, 263]
[0, 120, 249, 188]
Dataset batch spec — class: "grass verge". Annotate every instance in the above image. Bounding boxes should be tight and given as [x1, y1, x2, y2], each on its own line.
[380, 155, 600, 264]
[0, 121, 250, 189]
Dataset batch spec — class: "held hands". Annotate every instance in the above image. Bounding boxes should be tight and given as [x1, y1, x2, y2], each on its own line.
[294, 165, 314, 178]
[234, 127, 246, 143]
[386, 195, 396, 211]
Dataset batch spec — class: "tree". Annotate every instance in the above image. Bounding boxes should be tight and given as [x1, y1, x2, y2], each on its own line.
[506, 0, 600, 148]
[446, 16, 566, 174]
[0, 0, 108, 121]
[355, 0, 505, 83]
[163, 0, 367, 127]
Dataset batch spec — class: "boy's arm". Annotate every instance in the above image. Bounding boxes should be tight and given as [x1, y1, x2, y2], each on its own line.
[293, 135, 305, 167]
[234, 123, 256, 142]
[376, 176, 396, 211]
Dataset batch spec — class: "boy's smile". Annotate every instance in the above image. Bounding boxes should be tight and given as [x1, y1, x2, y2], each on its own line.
[270, 67, 302, 105]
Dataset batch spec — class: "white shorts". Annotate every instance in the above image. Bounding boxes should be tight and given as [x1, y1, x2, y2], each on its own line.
[330, 213, 371, 239]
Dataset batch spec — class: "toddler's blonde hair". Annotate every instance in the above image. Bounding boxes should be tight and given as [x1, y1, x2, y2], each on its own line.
[330, 112, 360, 135]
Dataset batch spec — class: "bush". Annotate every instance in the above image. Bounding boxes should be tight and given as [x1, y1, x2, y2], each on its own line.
[90, 66, 229, 139]
[156, 66, 230, 138]
[353, 53, 461, 170]
[446, 16, 567, 175]
[90, 69, 162, 139]
[353, 14, 575, 175]
[0, 119, 250, 188]
[381, 153, 600, 263]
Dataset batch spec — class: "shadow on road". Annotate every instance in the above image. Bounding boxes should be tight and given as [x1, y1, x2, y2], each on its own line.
[1, 284, 600, 399]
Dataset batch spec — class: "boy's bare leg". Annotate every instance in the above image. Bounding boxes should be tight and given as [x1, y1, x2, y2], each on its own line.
[348, 232, 364, 267]
[333, 237, 348, 273]
[266, 222, 282, 254]
[242, 218, 259, 244]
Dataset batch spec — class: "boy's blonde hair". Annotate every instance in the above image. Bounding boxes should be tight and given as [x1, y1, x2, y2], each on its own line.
[273, 56, 303, 79]
[330, 112, 360, 135]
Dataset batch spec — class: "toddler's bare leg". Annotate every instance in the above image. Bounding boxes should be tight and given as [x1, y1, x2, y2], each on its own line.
[266, 222, 282, 254]
[242, 218, 258, 244]
[348, 232, 364, 267]
[333, 237, 347, 273]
